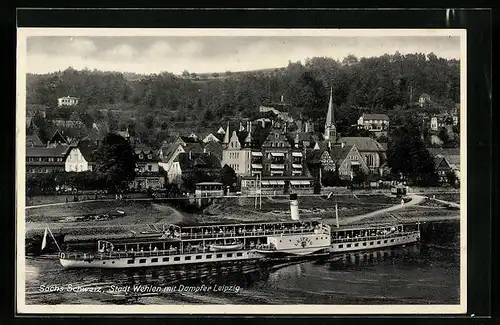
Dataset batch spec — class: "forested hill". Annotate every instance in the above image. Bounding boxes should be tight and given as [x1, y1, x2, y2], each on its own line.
[26, 52, 460, 132]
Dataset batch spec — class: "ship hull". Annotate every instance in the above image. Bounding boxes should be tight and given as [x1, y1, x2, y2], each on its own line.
[60, 249, 261, 269]
[330, 231, 420, 254]
[255, 245, 330, 256]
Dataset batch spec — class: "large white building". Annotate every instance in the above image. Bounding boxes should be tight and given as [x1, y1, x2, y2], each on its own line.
[58, 96, 79, 107]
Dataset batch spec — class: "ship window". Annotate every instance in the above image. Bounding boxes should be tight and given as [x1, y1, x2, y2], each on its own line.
[196, 255, 202, 260]
[163, 257, 169, 262]
[390, 239, 394, 243]
[174, 257, 180, 261]
[338, 244, 343, 248]
[237, 252, 243, 257]
[206, 254, 212, 259]
[355, 243, 359, 247]
[377, 241, 381, 244]
[347, 244, 351, 248]
[370, 242, 374, 245]
[316, 238, 318, 240]
[363, 243, 367, 246]
[185, 256, 191, 261]
[139, 259, 146, 264]
[103, 262, 106, 264]
[127, 259, 134, 264]
[216, 254, 222, 258]
[112, 261, 115, 264]
[227, 253, 233, 258]
[151, 258, 158, 263]
[384, 240, 388, 243]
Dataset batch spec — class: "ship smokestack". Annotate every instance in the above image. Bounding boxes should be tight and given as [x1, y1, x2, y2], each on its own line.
[290, 193, 300, 220]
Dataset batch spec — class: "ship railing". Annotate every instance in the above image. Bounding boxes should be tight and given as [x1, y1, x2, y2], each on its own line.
[331, 230, 419, 243]
[179, 227, 327, 240]
[59, 248, 196, 261]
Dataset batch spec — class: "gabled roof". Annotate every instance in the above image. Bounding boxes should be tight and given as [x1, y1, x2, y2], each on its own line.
[26, 144, 72, 158]
[434, 156, 450, 169]
[362, 113, 390, 121]
[49, 130, 69, 144]
[330, 144, 355, 164]
[262, 129, 291, 147]
[177, 135, 202, 144]
[176, 152, 221, 170]
[337, 137, 385, 152]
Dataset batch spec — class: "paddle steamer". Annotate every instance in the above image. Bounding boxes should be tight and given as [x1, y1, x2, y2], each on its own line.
[58, 201, 331, 269]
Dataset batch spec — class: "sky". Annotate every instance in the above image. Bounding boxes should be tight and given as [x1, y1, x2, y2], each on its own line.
[25, 35, 461, 75]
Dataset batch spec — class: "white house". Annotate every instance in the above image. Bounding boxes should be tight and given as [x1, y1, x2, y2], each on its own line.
[64, 147, 93, 172]
[357, 113, 390, 135]
[58, 96, 79, 107]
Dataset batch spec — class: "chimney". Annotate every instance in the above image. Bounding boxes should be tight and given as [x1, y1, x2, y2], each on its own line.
[290, 193, 300, 220]
[189, 151, 192, 160]
[341, 142, 345, 148]
[328, 141, 331, 150]
[305, 121, 309, 133]
[281, 95, 284, 103]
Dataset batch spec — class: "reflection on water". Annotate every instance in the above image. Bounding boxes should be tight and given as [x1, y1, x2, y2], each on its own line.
[25, 222, 460, 305]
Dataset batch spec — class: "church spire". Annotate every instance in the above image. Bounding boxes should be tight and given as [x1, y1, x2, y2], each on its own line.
[326, 87, 334, 127]
[223, 121, 230, 144]
[324, 87, 337, 141]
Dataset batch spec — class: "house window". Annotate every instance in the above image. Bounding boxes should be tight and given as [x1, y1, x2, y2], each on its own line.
[148, 165, 152, 171]
[148, 154, 152, 159]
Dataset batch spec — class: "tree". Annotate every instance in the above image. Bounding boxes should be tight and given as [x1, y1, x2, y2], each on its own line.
[220, 165, 237, 192]
[387, 121, 438, 186]
[352, 169, 367, 186]
[446, 170, 459, 188]
[94, 133, 136, 190]
[321, 170, 341, 187]
[438, 127, 450, 144]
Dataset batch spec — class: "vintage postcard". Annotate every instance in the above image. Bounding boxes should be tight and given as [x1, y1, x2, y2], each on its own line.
[16, 28, 467, 314]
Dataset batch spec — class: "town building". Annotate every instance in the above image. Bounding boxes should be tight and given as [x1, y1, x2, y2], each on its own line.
[195, 182, 224, 206]
[259, 98, 293, 122]
[305, 147, 336, 181]
[58, 96, 80, 107]
[26, 144, 71, 174]
[129, 144, 164, 190]
[428, 148, 460, 172]
[336, 137, 386, 175]
[158, 141, 204, 174]
[64, 140, 96, 172]
[48, 130, 70, 146]
[357, 113, 390, 136]
[240, 175, 314, 196]
[418, 93, 431, 107]
[330, 143, 370, 179]
[221, 128, 252, 176]
[167, 152, 221, 187]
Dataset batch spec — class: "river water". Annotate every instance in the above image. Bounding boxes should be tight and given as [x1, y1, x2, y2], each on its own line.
[24, 222, 460, 305]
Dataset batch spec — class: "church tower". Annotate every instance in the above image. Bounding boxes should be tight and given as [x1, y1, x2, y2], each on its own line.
[324, 87, 337, 143]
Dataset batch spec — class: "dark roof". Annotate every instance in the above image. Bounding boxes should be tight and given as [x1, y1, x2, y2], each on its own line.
[427, 147, 460, 157]
[26, 145, 71, 158]
[330, 144, 354, 164]
[262, 129, 291, 147]
[134, 143, 154, 154]
[362, 113, 389, 121]
[184, 142, 204, 153]
[337, 137, 385, 152]
[305, 149, 324, 164]
[26, 134, 44, 147]
[176, 152, 221, 170]
[179, 135, 202, 144]
[434, 156, 449, 169]
[49, 130, 69, 144]
[76, 139, 97, 162]
[204, 141, 223, 157]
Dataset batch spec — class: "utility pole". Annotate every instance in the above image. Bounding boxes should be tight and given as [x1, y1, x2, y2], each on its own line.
[254, 174, 258, 209]
[259, 173, 262, 210]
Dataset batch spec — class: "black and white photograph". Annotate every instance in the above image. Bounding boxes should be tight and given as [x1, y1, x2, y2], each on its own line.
[16, 28, 466, 314]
